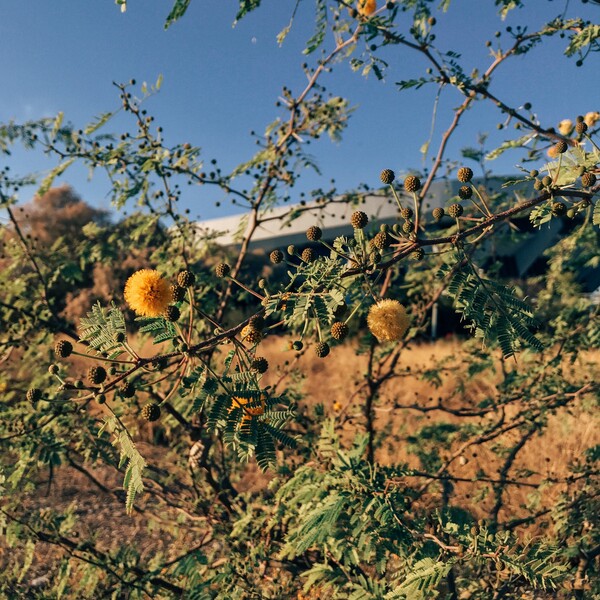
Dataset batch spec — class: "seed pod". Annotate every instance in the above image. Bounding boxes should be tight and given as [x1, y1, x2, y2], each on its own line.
[404, 175, 421, 193]
[315, 342, 330, 358]
[553, 140, 568, 154]
[88, 366, 107, 385]
[241, 325, 262, 345]
[215, 263, 230, 278]
[171, 284, 186, 302]
[27, 388, 43, 403]
[448, 203, 464, 218]
[432, 207, 444, 220]
[165, 305, 181, 322]
[55, 340, 73, 358]
[380, 168, 395, 184]
[269, 249, 284, 264]
[457, 167, 473, 183]
[350, 211, 369, 229]
[251, 357, 269, 373]
[306, 226, 322, 241]
[581, 172, 596, 187]
[301, 248, 315, 263]
[119, 381, 135, 398]
[141, 403, 161, 422]
[458, 185, 472, 200]
[330, 322, 349, 341]
[400, 207, 413, 220]
[177, 270, 195, 288]
[373, 231, 391, 250]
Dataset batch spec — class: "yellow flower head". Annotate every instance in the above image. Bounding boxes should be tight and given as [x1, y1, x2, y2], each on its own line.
[584, 111, 599, 128]
[558, 119, 573, 136]
[546, 144, 560, 159]
[124, 269, 172, 317]
[367, 299, 409, 342]
[357, 0, 376, 17]
[229, 395, 266, 420]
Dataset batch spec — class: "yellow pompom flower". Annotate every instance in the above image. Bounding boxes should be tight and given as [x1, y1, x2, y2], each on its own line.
[546, 144, 560, 159]
[357, 0, 376, 17]
[229, 395, 266, 420]
[124, 269, 172, 317]
[558, 119, 573, 136]
[367, 299, 409, 342]
[584, 111, 599, 128]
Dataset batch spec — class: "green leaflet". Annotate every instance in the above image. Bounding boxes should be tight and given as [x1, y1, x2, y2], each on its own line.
[437, 260, 543, 359]
[79, 301, 127, 359]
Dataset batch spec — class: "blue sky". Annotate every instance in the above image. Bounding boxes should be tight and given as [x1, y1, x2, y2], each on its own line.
[1, 0, 598, 220]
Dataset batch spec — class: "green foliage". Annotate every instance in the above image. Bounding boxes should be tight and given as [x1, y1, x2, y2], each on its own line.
[438, 258, 543, 358]
[79, 301, 127, 358]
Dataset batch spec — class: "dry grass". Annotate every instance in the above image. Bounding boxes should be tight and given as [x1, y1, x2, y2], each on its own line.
[2, 336, 597, 592]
